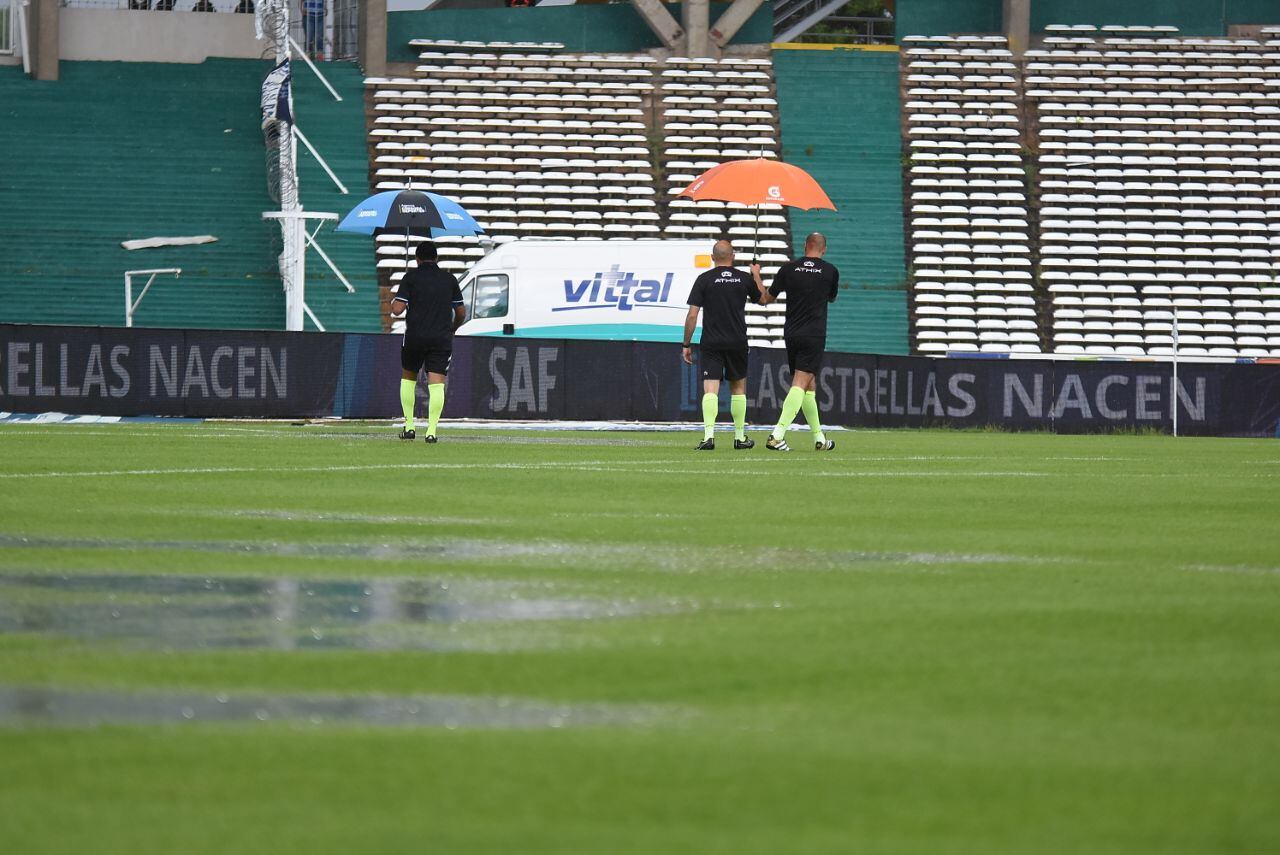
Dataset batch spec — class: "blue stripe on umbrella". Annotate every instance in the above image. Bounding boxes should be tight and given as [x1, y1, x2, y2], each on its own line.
[336, 190, 484, 238]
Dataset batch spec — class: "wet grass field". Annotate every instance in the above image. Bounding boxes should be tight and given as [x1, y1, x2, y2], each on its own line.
[0, 422, 1277, 854]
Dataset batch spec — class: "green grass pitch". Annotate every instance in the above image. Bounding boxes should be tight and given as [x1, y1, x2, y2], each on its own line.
[0, 422, 1277, 854]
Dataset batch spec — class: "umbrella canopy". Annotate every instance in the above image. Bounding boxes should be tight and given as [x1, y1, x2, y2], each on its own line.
[336, 190, 484, 237]
[678, 158, 836, 211]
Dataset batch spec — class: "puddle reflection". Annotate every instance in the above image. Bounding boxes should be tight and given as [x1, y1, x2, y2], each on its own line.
[0, 573, 662, 651]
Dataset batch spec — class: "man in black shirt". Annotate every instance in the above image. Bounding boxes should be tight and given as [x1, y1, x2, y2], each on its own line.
[681, 240, 766, 450]
[759, 232, 839, 452]
[389, 242, 465, 443]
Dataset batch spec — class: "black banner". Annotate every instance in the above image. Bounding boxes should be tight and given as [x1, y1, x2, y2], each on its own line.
[0, 325, 341, 418]
[3, 325, 1278, 437]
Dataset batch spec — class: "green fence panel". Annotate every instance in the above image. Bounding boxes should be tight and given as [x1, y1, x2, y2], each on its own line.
[774, 48, 907, 355]
[292, 60, 381, 332]
[0, 60, 281, 330]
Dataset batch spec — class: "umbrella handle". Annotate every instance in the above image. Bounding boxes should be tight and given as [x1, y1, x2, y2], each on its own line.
[754, 207, 760, 265]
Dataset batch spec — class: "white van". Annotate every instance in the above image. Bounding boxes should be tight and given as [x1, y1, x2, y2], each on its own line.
[456, 239, 715, 341]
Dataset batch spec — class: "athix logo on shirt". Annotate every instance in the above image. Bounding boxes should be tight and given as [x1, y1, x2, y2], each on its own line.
[554, 264, 676, 312]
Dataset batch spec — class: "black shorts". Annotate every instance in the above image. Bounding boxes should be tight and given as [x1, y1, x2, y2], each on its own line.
[785, 336, 826, 375]
[401, 336, 452, 375]
[700, 345, 749, 382]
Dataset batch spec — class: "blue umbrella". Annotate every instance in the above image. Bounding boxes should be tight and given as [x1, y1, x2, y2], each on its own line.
[336, 190, 484, 238]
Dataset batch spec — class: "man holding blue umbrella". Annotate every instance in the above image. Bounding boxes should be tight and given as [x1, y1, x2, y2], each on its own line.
[390, 241, 465, 443]
[337, 189, 484, 443]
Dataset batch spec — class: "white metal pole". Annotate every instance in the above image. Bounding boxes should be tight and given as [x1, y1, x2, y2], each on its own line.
[1172, 305, 1179, 438]
[288, 126, 306, 332]
[303, 301, 327, 332]
[124, 273, 133, 328]
[303, 228, 356, 293]
[294, 125, 349, 194]
[288, 34, 343, 101]
[17, 1, 30, 76]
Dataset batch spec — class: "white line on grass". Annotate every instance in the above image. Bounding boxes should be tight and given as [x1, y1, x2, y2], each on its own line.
[0, 461, 618, 480]
[3, 463, 1269, 482]
[1181, 563, 1280, 577]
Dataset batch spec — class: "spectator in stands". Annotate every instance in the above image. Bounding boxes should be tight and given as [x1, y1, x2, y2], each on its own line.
[153, 0, 174, 9]
[303, 0, 325, 59]
[234, 0, 255, 11]
[129, 0, 152, 9]
[192, 0, 215, 11]
[389, 242, 466, 444]
[758, 232, 839, 452]
[682, 240, 765, 451]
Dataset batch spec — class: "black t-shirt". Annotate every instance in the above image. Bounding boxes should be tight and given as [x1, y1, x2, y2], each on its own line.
[686, 266, 761, 348]
[395, 263, 463, 340]
[768, 256, 839, 339]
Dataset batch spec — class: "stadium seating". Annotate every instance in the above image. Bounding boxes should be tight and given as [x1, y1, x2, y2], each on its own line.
[902, 29, 1280, 360]
[364, 41, 792, 342]
[901, 35, 1039, 356]
[1026, 28, 1280, 359]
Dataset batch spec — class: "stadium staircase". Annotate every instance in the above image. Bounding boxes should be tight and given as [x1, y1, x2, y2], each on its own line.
[0, 60, 283, 330]
[773, 46, 909, 354]
[292, 60, 382, 332]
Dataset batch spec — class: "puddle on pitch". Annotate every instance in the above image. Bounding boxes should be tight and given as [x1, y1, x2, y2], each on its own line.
[0, 685, 657, 730]
[0, 573, 677, 652]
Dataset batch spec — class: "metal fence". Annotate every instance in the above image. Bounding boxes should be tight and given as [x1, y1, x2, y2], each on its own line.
[56, 0, 357, 59]
[0, 0, 12, 55]
[796, 14, 895, 44]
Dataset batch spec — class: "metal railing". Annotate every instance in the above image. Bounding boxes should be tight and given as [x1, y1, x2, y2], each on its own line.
[0, 0, 13, 55]
[775, 0, 895, 45]
[56, 0, 357, 59]
[792, 14, 895, 44]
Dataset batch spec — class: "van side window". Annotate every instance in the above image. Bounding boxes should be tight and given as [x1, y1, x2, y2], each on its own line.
[472, 274, 509, 319]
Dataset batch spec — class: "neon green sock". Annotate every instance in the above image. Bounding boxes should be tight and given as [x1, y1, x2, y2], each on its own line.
[427, 383, 445, 436]
[802, 390, 826, 443]
[730, 394, 747, 441]
[701, 392, 717, 441]
[772, 386, 806, 440]
[399, 378, 416, 431]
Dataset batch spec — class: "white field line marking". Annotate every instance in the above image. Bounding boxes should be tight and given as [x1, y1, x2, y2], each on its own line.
[0, 461, 618, 480]
[558, 468, 1055, 477]
[1181, 563, 1280, 577]
[2, 462, 1271, 481]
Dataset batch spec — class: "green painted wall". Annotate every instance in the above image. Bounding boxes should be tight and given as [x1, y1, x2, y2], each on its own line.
[896, 0, 1002, 40]
[896, 0, 1280, 39]
[388, 2, 775, 62]
[0, 60, 281, 330]
[292, 61, 381, 332]
[773, 48, 907, 356]
[1034, 0, 1280, 33]
[1227, 0, 1280, 26]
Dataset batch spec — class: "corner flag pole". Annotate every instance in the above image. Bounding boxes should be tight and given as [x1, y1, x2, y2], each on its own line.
[1172, 306, 1179, 438]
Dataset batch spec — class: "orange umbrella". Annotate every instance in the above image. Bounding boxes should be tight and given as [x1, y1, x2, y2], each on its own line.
[677, 158, 835, 263]
[678, 158, 836, 210]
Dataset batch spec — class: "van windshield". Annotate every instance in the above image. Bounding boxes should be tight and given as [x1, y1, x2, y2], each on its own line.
[462, 274, 509, 320]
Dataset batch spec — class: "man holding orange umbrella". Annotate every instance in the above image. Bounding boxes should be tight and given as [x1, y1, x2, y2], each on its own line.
[677, 158, 838, 451]
[759, 232, 839, 452]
